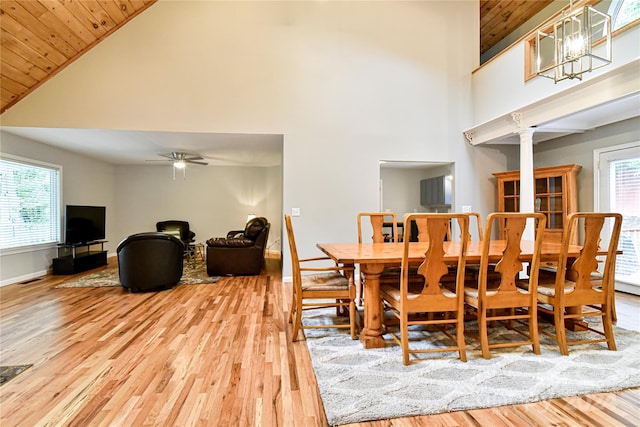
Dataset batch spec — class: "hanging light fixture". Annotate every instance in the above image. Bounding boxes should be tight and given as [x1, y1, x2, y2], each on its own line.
[535, 0, 611, 83]
[172, 160, 186, 180]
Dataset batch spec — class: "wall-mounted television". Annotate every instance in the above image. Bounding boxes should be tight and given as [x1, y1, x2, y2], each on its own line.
[64, 205, 106, 244]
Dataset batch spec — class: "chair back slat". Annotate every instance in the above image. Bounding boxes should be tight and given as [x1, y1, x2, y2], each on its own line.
[411, 216, 430, 243]
[357, 212, 398, 243]
[449, 212, 483, 242]
[416, 216, 451, 295]
[493, 215, 527, 292]
[571, 215, 605, 288]
[402, 213, 469, 299]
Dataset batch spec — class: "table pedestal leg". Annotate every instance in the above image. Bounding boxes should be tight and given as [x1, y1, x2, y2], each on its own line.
[565, 306, 589, 331]
[360, 264, 386, 349]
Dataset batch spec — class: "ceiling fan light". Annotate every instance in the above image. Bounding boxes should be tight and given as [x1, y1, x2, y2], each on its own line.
[173, 160, 186, 169]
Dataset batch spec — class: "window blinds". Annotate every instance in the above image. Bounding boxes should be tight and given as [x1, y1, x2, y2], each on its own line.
[0, 155, 61, 250]
[610, 157, 640, 283]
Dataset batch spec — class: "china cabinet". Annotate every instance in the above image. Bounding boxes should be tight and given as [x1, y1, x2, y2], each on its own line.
[493, 164, 581, 243]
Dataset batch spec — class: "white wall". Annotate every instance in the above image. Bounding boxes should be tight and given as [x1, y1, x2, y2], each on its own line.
[0, 1, 509, 275]
[0, 131, 117, 284]
[472, 20, 640, 125]
[0, 131, 282, 285]
[113, 163, 282, 250]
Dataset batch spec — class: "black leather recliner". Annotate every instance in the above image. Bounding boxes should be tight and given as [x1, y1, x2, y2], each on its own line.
[156, 220, 196, 246]
[206, 217, 270, 276]
[117, 232, 185, 292]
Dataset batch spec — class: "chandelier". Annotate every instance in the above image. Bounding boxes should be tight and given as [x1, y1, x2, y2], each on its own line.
[535, 0, 612, 83]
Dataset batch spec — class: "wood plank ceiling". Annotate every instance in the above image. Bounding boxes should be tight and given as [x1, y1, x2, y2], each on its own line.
[1, 0, 552, 115]
[480, 0, 554, 54]
[0, 0, 157, 114]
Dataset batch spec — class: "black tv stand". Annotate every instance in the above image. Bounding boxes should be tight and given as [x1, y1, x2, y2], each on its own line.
[52, 241, 108, 275]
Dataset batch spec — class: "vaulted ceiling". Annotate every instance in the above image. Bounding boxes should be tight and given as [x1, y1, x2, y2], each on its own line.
[0, 0, 157, 114]
[0, 0, 554, 114]
[480, 0, 553, 54]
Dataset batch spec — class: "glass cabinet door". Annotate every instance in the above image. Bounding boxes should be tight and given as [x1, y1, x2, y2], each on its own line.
[495, 164, 580, 244]
[503, 180, 519, 212]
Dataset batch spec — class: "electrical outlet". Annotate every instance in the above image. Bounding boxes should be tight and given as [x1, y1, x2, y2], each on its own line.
[462, 205, 472, 213]
[291, 207, 301, 217]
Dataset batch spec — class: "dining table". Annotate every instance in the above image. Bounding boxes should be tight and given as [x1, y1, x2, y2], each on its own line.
[316, 240, 586, 349]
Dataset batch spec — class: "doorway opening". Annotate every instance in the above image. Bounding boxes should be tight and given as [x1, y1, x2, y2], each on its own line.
[379, 161, 454, 241]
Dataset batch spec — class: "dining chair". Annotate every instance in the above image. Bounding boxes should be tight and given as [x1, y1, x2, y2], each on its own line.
[464, 212, 546, 359]
[449, 212, 483, 241]
[357, 212, 400, 305]
[380, 213, 470, 365]
[521, 212, 622, 356]
[285, 214, 357, 341]
[446, 212, 487, 287]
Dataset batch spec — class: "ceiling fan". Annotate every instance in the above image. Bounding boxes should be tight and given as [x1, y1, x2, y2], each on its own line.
[147, 152, 208, 179]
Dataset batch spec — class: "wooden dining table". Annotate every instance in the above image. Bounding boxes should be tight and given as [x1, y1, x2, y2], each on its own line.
[316, 240, 584, 349]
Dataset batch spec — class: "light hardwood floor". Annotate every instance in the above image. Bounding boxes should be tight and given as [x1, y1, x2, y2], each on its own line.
[1, 256, 638, 426]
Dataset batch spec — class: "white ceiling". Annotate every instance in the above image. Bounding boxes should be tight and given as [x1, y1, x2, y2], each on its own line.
[535, 93, 640, 139]
[486, 92, 640, 145]
[1, 127, 283, 167]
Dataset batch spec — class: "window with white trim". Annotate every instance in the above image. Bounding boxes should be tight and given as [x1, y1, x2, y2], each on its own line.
[596, 143, 640, 292]
[609, 0, 640, 30]
[0, 154, 62, 251]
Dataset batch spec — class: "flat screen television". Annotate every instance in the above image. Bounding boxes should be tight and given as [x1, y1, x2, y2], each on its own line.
[64, 205, 106, 244]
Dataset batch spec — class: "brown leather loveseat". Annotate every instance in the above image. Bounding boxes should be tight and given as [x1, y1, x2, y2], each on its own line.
[206, 217, 270, 276]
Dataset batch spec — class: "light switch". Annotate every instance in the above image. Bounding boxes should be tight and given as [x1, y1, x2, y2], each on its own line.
[291, 207, 301, 217]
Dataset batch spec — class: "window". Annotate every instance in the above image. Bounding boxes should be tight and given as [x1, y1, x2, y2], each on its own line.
[595, 143, 640, 293]
[610, 0, 640, 29]
[0, 154, 62, 251]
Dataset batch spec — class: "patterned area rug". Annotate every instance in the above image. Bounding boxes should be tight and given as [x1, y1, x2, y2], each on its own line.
[302, 310, 640, 426]
[54, 262, 219, 288]
[0, 365, 33, 386]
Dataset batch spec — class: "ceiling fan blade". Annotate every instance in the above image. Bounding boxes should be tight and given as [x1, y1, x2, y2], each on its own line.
[185, 160, 208, 165]
[151, 152, 208, 165]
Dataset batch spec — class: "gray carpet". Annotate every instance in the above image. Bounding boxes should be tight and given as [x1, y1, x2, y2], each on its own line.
[302, 309, 640, 426]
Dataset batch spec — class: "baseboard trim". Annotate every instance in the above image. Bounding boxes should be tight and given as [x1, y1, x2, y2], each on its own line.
[1, 270, 48, 287]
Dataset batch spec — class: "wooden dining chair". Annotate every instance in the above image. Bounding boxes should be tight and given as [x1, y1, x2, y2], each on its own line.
[464, 212, 546, 359]
[447, 212, 485, 286]
[357, 212, 398, 244]
[449, 212, 483, 241]
[357, 212, 400, 305]
[380, 213, 470, 365]
[522, 212, 622, 356]
[285, 214, 357, 341]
